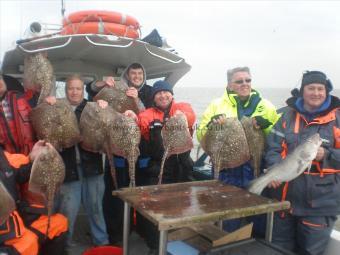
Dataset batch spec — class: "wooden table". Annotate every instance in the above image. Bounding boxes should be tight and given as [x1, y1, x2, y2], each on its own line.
[115, 180, 290, 255]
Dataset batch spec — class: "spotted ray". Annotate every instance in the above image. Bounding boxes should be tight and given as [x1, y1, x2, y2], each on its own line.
[200, 118, 250, 179]
[30, 99, 81, 151]
[28, 144, 65, 237]
[79, 102, 118, 189]
[23, 52, 54, 105]
[0, 181, 16, 225]
[108, 113, 141, 187]
[158, 113, 194, 185]
[240, 117, 265, 177]
[94, 81, 141, 114]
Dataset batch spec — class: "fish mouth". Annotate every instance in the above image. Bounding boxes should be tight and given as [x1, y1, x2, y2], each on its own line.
[307, 133, 322, 146]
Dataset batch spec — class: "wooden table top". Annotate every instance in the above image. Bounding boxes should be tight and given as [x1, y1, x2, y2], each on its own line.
[115, 180, 290, 231]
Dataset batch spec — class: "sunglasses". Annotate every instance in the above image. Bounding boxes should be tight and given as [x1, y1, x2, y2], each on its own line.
[233, 79, 252, 84]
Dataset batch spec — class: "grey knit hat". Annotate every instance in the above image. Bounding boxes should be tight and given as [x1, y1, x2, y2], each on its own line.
[300, 71, 333, 94]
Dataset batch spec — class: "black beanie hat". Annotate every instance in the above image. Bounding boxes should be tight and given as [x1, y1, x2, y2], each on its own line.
[300, 71, 333, 94]
[152, 80, 173, 98]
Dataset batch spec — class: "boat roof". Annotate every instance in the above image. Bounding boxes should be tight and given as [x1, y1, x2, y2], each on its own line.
[1, 34, 191, 86]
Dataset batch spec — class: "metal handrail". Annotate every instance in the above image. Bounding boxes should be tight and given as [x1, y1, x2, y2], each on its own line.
[144, 44, 183, 64]
[85, 35, 133, 48]
[17, 37, 72, 53]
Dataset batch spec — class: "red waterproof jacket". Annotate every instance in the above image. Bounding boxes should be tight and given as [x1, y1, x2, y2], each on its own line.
[0, 90, 36, 155]
[138, 100, 196, 141]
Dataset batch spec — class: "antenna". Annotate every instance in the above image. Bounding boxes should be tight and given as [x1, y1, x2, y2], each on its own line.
[61, 0, 66, 18]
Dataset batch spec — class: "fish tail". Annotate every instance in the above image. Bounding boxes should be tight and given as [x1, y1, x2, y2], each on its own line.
[254, 160, 260, 178]
[247, 175, 269, 195]
[213, 157, 220, 180]
[158, 148, 169, 185]
[105, 146, 118, 190]
[45, 187, 54, 239]
[37, 80, 52, 105]
[37, 91, 45, 105]
[128, 153, 136, 188]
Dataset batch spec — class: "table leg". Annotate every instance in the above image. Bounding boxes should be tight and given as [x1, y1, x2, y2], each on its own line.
[158, 230, 168, 255]
[217, 220, 223, 229]
[265, 211, 274, 242]
[123, 202, 131, 255]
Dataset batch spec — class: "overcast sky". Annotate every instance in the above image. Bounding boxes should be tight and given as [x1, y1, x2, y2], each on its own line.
[0, 0, 339, 88]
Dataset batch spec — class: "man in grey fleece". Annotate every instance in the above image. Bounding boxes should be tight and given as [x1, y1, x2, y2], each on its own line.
[86, 62, 153, 109]
[86, 62, 153, 244]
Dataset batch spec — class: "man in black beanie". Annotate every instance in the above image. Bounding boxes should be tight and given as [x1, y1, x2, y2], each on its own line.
[265, 70, 340, 255]
[300, 70, 333, 95]
[137, 80, 196, 254]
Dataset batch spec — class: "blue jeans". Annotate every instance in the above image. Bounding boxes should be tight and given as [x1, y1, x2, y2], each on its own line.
[55, 166, 108, 246]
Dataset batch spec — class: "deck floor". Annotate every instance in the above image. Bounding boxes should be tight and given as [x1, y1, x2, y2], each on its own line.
[68, 211, 149, 255]
[68, 206, 340, 255]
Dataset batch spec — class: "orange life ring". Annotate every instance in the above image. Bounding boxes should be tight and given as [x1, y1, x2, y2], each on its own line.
[63, 10, 140, 29]
[61, 22, 140, 39]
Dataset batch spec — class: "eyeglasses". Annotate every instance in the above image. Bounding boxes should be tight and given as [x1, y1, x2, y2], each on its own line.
[233, 79, 252, 84]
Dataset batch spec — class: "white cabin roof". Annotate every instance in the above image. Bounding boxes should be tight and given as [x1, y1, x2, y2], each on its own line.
[1, 34, 191, 86]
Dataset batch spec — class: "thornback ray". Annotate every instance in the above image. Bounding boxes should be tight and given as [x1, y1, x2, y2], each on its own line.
[200, 117, 250, 180]
[247, 133, 322, 195]
[94, 81, 142, 114]
[108, 113, 140, 187]
[79, 102, 118, 189]
[23, 52, 54, 105]
[0, 181, 16, 225]
[240, 117, 265, 178]
[30, 99, 81, 151]
[158, 113, 193, 185]
[28, 145, 65, 237]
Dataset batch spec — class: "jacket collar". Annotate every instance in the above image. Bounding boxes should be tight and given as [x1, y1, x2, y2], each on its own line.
[287, 95, 340, 116]
[224, 89, 261, 107]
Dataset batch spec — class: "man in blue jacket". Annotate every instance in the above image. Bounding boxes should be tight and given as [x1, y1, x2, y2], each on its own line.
[265, 71, 340, 255]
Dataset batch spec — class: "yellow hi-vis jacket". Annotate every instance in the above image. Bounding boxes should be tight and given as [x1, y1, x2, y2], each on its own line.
[196, 89, 280, 141]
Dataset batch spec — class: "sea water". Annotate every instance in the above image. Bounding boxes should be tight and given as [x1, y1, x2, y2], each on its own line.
[174, 86, 340, 119]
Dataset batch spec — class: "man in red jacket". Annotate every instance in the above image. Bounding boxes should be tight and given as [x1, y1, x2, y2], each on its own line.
[0, 73, 68, 255]
[137, 80, 196, 254]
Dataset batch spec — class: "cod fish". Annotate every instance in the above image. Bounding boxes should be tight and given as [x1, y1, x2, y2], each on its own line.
[200, 118, 250, 179]
[0, 181, 16, 225]
[29, 144, 65, 237]
[94, 81, 141, 114]
[30, 99, 81, 151]
[240, 117, 265, 178]
[158, 113, 193, 184]
[24, 52, 54, 105]
[108, 113, 141, 187]
[247, 133, 322, 195]
[79, 102, 118, 189]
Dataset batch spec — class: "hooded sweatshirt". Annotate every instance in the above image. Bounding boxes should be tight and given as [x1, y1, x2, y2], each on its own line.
[87, 63, 153, 109]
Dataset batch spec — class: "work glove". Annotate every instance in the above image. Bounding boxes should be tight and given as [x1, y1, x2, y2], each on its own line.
[254, 116, 272, 129]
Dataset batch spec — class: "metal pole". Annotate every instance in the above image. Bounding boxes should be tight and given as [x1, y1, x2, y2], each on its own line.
[123, 202, 131, 255]
[265, 212, 274, 242]
[159, 230, 168, 255]
[61, 0, 66, 18]
[217, 220, 223, 229]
